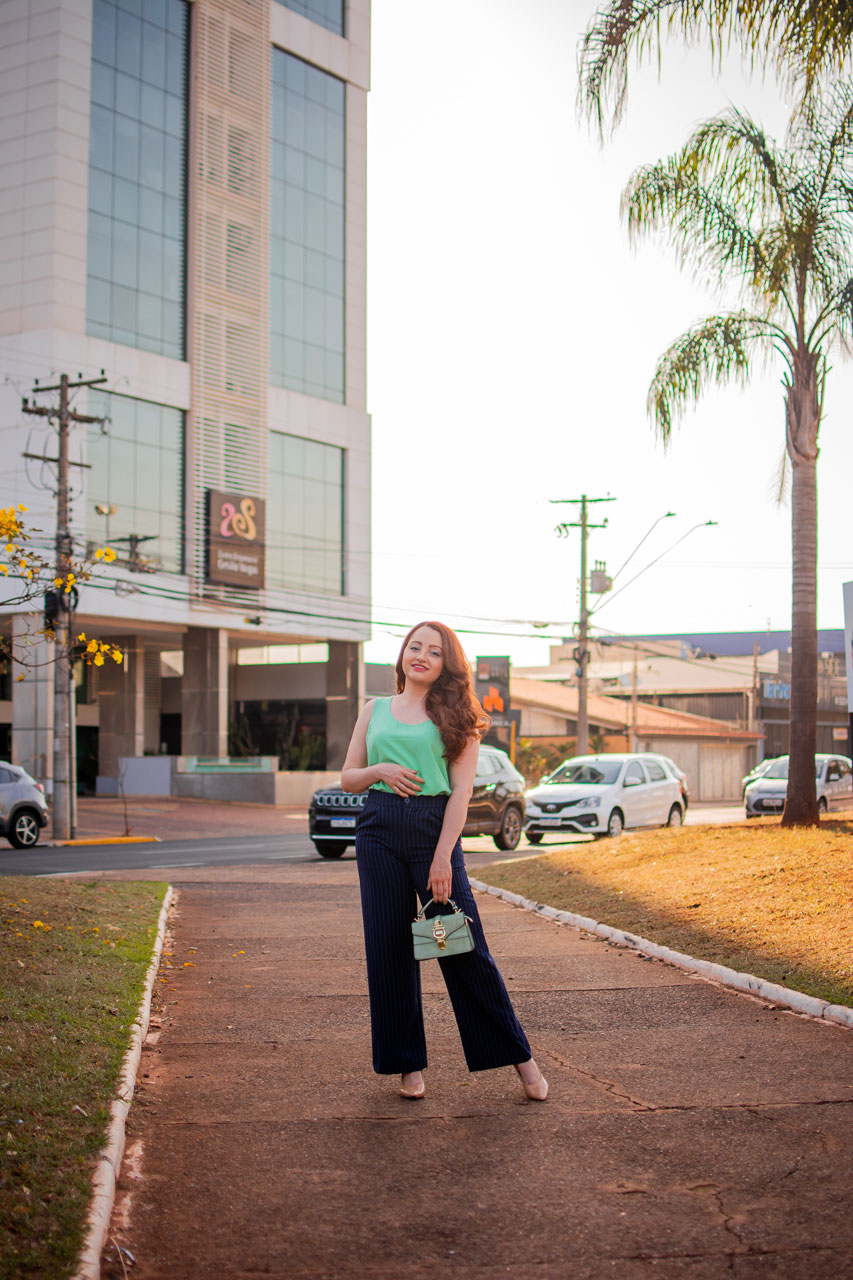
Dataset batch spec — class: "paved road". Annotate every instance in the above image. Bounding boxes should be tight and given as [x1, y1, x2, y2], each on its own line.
[0, 832, 551, 878]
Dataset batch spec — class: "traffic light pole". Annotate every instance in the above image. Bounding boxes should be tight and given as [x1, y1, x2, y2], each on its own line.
[552, 494, 615, 755]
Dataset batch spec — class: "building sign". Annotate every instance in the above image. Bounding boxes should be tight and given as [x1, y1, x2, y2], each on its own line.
[476, 655, 511, 727]
[207, 490, 265, 589]
[762, 679, 791, 702]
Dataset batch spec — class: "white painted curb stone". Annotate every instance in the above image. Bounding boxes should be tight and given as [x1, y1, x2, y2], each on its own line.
[469, 878, 853, 1030]
[72, 885, 174, 1280]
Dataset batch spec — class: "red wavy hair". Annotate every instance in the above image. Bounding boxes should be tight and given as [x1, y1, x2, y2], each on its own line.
[395, 621, 490, 763]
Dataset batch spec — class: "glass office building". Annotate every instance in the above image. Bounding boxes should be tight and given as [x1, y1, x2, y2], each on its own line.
[1, 0, 371, 789]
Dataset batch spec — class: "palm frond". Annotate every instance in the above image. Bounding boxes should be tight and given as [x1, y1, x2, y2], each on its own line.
[579, 0, 737, 135]
[579, 0, 853, 135]
[648, 311, 780, 441]
[621, 126, 799, 322]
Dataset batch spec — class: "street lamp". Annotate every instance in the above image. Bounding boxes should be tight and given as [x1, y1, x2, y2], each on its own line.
[590, 520, 718, 621]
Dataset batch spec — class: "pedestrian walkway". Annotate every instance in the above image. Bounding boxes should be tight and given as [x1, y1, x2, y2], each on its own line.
[100, 858, 853, 1279]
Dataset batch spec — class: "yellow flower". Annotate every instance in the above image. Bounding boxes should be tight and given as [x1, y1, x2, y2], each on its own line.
[0, 566, 7, 576]
[77, 632, 87, 643]
[95, 548, 104, 560]
[93, 652, 105, 666]
[54, 577, 64, 588]
[17, 504, 27, 512]
[102, 547, 116, 563]
[112, 649, 123, 663]
[86, 639, 98, 654]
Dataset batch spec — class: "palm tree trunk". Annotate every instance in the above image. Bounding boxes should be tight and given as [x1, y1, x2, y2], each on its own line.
[782, 373, 820, 826]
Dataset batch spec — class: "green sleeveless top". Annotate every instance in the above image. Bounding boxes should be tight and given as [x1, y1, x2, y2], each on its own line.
[366, 697, 451, 795]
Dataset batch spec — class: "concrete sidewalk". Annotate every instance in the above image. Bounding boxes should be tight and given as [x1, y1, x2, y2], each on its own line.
[99, 859, 853, 1279]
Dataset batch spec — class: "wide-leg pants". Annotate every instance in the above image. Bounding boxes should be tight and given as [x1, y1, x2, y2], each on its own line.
[355, 789, 532, 1075]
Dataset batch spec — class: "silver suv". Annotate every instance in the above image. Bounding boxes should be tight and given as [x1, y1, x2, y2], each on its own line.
[0, 762, 49, 848]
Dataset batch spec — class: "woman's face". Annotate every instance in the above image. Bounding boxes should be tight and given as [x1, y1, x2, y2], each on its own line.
[402, 626, 444, 688]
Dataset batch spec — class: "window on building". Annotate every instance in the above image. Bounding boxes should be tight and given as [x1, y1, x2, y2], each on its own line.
[267, 431, 343, 594]
[270, 50, 345, 403]
[87, 392, 184, 575]
[87, 0, 189, 359]
[273, 0, 344, 37]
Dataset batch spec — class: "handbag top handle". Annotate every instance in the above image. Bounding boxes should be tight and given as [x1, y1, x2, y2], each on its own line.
[415, 897, 463, 920]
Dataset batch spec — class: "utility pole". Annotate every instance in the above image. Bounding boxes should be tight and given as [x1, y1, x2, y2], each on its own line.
[630, 646, 639, 752]
[552, 494, 616, 754]
[22, 372, 106, 839]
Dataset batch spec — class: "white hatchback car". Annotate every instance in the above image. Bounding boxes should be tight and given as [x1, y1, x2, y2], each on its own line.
[744, 754, 853, 818]
[525, 753, 684, 842]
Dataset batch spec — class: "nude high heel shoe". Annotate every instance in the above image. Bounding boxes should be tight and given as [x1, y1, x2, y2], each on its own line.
[399, 1073, 425, 1099]
[515, 1062, 549, 1101]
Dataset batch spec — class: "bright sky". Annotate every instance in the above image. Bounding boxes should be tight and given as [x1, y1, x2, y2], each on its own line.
[362, 0, 853, 669]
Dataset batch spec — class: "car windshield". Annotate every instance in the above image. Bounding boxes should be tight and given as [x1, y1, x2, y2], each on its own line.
[763, 759, 789, 779]
[546, 761, 622, 786]
[762, 758, 822, 780]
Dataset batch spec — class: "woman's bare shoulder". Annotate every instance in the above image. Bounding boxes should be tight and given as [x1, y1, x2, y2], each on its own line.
[358, 697, 383, 723]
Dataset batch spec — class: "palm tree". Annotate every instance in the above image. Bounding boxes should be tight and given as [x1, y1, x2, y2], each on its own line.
[580, 1, 853, 132]
[621, 85, 853, 825]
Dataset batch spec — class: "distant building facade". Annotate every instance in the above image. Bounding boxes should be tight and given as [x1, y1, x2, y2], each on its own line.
[515, 631, 851, 762]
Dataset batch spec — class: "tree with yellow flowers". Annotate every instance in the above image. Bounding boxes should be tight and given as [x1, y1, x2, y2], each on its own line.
[1, 504, 125, 839]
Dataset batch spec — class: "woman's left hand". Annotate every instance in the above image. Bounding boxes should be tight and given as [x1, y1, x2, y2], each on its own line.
[427, 854, 453, 904]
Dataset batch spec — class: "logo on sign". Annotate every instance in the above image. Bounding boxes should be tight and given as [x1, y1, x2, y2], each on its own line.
[219, 498, 258, 542]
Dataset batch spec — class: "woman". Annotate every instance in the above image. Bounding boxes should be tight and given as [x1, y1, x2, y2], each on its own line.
[341, 620, 548, 1102]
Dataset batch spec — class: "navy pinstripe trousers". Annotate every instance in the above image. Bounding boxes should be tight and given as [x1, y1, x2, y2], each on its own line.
[355, 789, 532, 1075]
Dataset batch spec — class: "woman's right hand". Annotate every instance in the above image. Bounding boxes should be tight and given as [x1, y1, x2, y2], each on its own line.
[373, 763, 424, 796]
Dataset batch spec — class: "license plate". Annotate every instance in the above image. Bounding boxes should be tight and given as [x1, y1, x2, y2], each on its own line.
[330, 817, 357, 829]
[534, 818, 563, 827]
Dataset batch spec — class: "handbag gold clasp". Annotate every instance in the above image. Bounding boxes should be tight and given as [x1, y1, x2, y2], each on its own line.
[432, 919, 447, 949]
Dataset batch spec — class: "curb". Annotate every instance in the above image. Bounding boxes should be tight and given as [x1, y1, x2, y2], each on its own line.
[469, 878, 853, 1031]
[71, 884, 175, 1280]
[50, 836, 162, 847]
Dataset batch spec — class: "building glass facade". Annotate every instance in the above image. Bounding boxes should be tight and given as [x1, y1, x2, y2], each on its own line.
[274, 0, 344, 37]
[86, 0, 189, 359]
[270, 51, 345, 403]
[87, 392, 185, 575]
[267, 431, 343, 594]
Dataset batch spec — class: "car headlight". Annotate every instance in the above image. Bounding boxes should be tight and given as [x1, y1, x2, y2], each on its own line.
[573, 796, 600, 810]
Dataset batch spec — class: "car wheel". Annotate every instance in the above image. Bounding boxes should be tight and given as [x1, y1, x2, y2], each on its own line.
[526, 832, 544, 845]
[8, 809, 41, 849]
[493, 806, 522, 851]
[818, 797, 828, 815]
[605, 809, 624, 838]
[313, 840, 349, 859]
[667, 804, 683, 828]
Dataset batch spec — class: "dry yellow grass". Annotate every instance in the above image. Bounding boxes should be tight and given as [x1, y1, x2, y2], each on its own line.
[478, 816, 853, 1008]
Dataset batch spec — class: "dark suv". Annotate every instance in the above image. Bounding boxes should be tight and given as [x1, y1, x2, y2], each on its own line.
[308, 744, 526, 858]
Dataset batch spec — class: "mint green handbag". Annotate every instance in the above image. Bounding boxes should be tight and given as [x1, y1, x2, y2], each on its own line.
[411, 898, 474, 961]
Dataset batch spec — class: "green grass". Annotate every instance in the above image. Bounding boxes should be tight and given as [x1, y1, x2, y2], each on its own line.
[0, 877, 167, 1279]
[478, 818, 853, 1009]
